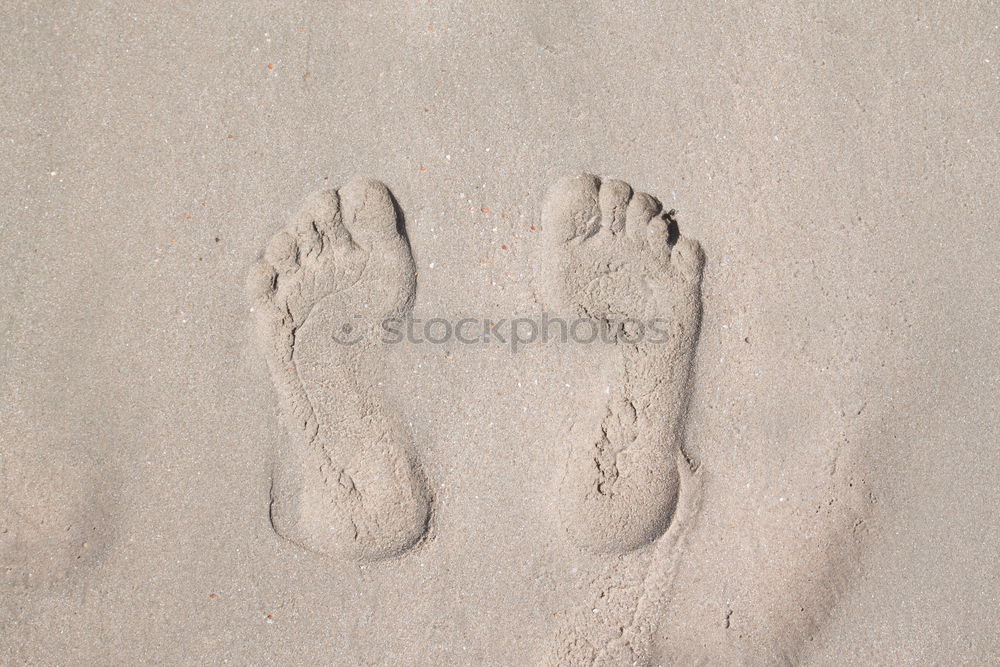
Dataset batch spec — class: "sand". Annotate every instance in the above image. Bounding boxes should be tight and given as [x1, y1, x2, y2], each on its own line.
[1, 2, 997, 664]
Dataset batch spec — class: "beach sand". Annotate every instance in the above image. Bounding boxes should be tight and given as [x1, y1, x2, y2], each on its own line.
[1, 2, 997, 664]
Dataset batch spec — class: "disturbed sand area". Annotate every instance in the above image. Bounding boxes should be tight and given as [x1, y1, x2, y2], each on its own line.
[1, 2, 997, 664]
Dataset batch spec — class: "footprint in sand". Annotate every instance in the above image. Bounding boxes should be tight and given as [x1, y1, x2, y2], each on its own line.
[539, 173, 705, 555]
[535, 173, 706, 665]
[247, 178, 431, 562]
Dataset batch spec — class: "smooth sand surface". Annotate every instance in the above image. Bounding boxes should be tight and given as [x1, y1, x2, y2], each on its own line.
[1, 2, 997, 664]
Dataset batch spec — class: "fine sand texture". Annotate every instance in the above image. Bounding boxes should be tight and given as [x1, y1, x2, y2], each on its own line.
[2, 2, 998, 665]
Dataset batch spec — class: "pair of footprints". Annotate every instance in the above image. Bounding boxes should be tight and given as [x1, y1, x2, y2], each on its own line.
[248, 174, 705, 562]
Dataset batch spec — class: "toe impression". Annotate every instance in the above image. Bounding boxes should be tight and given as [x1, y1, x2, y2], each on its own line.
[339, 178, 400, 247]
[598, 179, 632, 235]
[542, 173, 601, 242]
